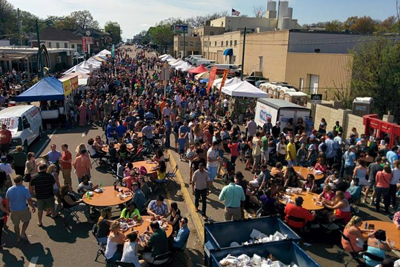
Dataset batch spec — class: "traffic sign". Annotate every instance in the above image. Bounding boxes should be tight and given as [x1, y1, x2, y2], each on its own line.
[311, 94, 322, 104]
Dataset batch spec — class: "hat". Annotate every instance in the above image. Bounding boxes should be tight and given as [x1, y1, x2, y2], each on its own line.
[0, 156, 6, 162]
[310, 134, 315, 139]
[350, 145, 356, 150]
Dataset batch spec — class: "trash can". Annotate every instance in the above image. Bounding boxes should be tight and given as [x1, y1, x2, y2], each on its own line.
[204, 217, 301, 266]
[352, 97, 374, 117]
[209, 241, 321, 267]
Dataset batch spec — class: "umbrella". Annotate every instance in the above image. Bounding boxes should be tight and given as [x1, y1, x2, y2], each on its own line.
[195, 71, 209, 80]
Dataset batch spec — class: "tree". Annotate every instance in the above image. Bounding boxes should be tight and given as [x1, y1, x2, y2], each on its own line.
[70, 10, 99, 29]
[349, 16, 378, 34]
[0, 0, 17, 38]
[147, 24, 174, 52]
[350, 37, 400, 121]
[252, 5, 266, 18]
[325, 20, 343, 32]
[105, 21, 122, 44]
[343, 16, 359, 31]
[379, 16, 399, 33]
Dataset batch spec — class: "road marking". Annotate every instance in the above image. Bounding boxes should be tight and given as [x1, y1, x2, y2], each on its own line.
[167, 150, 204, 242]
[28, 256, 38, 267]
[37, 129, 56, 156]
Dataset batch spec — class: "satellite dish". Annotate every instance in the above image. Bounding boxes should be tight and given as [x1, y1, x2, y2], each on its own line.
[86, 31, 91, 36]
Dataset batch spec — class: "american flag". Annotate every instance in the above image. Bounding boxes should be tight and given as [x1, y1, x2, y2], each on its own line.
[232, 8, 240, 16]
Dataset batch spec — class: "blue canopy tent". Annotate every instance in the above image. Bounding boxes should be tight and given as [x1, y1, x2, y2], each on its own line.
[223, 48, 233, 56]
[14, 77, 64, 102]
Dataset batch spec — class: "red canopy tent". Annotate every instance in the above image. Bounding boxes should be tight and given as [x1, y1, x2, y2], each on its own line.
[188, 64, 208, 74]
[363, 114, 400, 147]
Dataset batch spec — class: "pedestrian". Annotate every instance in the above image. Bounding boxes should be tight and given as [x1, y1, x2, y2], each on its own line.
[73, 149, 91, 184]
[207, 141, 220, 191]
[390, 160, 400, 210]
[228, 138, 239, 165]
[0, 156, 13, 184]
[0, 124, 12, 156]
[0, 193, 8, 247]
[219, 175, 245, 221]
[192, 163, 209, 220]
[6, 175, 36, 242]
[29, 163, 56, 226]
[10, 146, 27, 176]
[164, 116, 172, 149]
[375, 165, 391, 214]
[60, 144, 72, 186]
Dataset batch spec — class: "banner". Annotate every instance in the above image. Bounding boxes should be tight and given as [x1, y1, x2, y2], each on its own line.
[219, 69, 229, 91]
[62, 79, 72, 96]
[82, 37, 87, 53]
[70, 75, 78, 90]
[111, 44, 115, 58]
[207, 66, 217, 94]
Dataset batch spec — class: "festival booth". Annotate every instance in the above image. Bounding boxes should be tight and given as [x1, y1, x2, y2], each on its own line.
[221, 80, 268, 123]
[195, 71, 210, 80]
[63, 65, 91, 75]
[189, 64, 208, 74]
[162, 55, 175, 62]
[169, 59, 184, 67]
[97, 49, 111, 57]
[175, 62, 192, 72]
[363, 114, 400, 147]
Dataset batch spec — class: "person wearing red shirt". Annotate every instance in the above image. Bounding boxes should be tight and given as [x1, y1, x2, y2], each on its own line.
[60, 144, 72, 187]
[0, 124, 12, 155]
[228, 138, 239, 165]
[375, 165, 392, 213]
[284, 197, 315, 229]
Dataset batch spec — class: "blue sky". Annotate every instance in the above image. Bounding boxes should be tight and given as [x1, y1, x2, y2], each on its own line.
[9, 0, 397, 39]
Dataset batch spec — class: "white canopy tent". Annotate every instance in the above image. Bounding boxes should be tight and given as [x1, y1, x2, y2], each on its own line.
[63, 65, 91, 75]
[214, 77, 242, 88]
[61, 72, 89, 86]
[97, 49, 111, 57]
[175, 62, 192, 71]
[221, 80, 269, 98]
[162, 55, 175, 62]
[170, 59, 184, 67]
[86, 57, 102, 69]
[77, 61, 93, 70]
[159, 54, 169, 59]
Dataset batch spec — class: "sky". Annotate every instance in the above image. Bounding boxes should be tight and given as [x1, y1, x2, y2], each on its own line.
[9, 0, 398, 40]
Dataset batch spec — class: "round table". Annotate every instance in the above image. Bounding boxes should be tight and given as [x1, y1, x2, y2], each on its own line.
[102, 143, 135, 153]
[363, 220, 400, 250]
[293, 166, 325, 181]
[279, 191, 325, 211]
[123, 215, 173, 238]
[132, 161, 158, 174]
[82, 186, 133, 207]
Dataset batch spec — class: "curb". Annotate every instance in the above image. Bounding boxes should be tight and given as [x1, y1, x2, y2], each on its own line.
[167, 150, 205, 242]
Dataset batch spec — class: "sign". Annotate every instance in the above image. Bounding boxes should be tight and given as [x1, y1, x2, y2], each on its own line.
[219, 69, 229, 91]
[207, 66, 217, 94]
[0, 117, 18, 130]
[86, 37, 93, 44]
[70, 75, 78, 90]
[174, 24, 188, 34]
[82, 37, 87, 53]
[310, 94, 322, 104]
[62, 79, 72, 96]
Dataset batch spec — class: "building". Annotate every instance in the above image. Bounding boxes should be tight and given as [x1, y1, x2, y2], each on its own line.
[73, 28, 110, 54]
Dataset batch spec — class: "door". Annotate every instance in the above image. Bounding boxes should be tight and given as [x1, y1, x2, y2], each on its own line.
[278, 109, 296, 130]
[21, 115, 34, 145]
[309, 74, 319, 94]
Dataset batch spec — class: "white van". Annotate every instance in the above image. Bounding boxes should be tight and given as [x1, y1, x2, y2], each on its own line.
[0, 105, 43, 151]
[186, 55, 203, 64]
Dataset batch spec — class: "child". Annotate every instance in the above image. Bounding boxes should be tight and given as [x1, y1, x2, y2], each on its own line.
[347, 178, 362, 202]
[228, 138, 239, 165]
[177, 133, 186, 160]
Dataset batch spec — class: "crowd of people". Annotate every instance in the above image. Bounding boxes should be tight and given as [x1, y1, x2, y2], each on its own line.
[0, 44, 399, 267]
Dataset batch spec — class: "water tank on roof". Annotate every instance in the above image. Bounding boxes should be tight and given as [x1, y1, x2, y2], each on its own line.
[287, 7, 293, 19]
[282, 17, 291, 30]
[352, 97, 374, 117]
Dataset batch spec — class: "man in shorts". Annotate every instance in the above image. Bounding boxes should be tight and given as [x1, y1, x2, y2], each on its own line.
[6, 175, 36, 242]
[29, 164, 56, 226]
[207, 141, 220, 191]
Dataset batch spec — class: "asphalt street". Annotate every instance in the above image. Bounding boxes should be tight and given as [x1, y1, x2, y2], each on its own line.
[0, 126, 205, 267]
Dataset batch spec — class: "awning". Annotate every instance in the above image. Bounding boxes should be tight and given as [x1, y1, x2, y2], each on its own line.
[14, 77, 64, 102]
[223, 48, 233, 56]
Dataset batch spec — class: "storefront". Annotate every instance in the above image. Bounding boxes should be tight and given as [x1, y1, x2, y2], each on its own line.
[363, 114, 400, 147]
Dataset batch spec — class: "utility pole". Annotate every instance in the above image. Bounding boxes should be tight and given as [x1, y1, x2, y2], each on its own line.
[241, 27, 247, 81]
[183, 31, 186, 58]
[35, 20, 44, 78]
[17, 8, 22, 46]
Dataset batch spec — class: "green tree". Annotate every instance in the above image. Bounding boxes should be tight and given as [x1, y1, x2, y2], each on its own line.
[147, 23, 174, 52]
[350, 37, 400, 121]
[70, 10, 99, 29]
[343, 16, 359, 31]
[349, 16, 378, 34]
[105, 21, 122, 44]
[0, 0, 17, 39]
[325, 20, 343, 32]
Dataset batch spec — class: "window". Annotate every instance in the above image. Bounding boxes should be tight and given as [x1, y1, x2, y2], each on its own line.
[71, 44, 75, 49]
[56, 42, 60, 48]
[221, 41, 223, 47]
[64, 43, 68, 48]
[209, 41, 211, 47]
[48, 42, 52, 48]
[226, 41, 228, 46]
[215, 41, 217, 46]
[230, 40, 232, 46]
[234, 40, 237, 46]
[233, 55, 236, 63]
[259, 56, 264, 72]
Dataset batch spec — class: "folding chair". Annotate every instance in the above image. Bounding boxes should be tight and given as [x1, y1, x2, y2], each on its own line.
[90, 154, 101, 167]
[166, 165, 178, 188]
[148, 251, 174, 267]
[62, 202, 82, 226]
[92, 224, 106, 262]
[338, 230, 363, 266]
[153, 178, 167, 193]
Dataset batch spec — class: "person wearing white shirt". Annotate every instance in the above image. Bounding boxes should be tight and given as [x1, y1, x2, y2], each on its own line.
[207, 141, 220, 189]
[0, 156, 13, 184]
[390, 161, 400, 209]
[174, 94, 181, 106]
